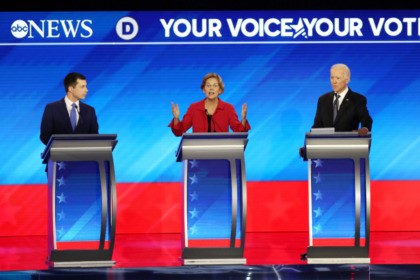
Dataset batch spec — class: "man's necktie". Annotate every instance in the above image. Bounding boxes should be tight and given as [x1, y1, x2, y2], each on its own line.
[70, 103, 77, 131]
[333, 94, 340, 124]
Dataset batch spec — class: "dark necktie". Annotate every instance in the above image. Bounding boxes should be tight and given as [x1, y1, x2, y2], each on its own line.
[333, 94, 340, 124]
[70, 103, 77, 131]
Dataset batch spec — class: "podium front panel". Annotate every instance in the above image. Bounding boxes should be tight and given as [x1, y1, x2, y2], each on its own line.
[184, 159, 243, 248]
[50, 160, 112, 250]
[309, 158, 366, 244]
[42, 134, 117, 267]
[177, 133, 248, 264]
[305, 133, 371, 263]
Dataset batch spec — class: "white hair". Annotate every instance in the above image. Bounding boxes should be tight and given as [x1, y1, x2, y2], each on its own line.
[331, 63, 351, 79]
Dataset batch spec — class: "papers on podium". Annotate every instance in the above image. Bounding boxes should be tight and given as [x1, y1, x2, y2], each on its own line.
[310, 127, 335, 134]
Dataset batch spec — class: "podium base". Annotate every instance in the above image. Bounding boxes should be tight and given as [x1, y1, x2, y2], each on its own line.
[306, 246, 369, 263]
[307, 258, 370, 264]
[183, 258, 246, 265]
[47, 260, 116, 268]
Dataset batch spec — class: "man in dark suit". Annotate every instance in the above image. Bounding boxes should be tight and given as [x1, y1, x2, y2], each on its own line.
[40, 72, 99, 145]
[312, 63, 372, 135]
[299, 63, 373, 159]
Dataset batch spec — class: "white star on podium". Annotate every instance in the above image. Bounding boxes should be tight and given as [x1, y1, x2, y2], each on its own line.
[189, 208, 199, 218]
[189, 174, 198, 184]
[57, 192, 66, 203]
[313, 189, 323, 200]
[313, 207, 323, 217]
[189, 160, 199, 169]
[313, 159, 323, 168]
[189, 191, 198, 201]
[57, 175, 66, 187]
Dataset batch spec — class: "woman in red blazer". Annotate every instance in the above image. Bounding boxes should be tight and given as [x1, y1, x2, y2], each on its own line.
[169, 73, 250, 136]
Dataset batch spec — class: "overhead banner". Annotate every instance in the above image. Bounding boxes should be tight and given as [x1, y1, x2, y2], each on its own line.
[2, 11, 420, 44]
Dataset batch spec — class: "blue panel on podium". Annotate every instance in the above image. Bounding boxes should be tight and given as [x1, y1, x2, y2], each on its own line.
[176, 133, 248, 265]
[42, 134, 118, 268]
[305, 132, 371, 264]
[311, 159, 356, 238]
[55, 161, 110, 242]
[187, 159, 232, 240]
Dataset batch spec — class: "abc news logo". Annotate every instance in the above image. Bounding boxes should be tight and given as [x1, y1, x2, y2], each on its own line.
[10, 17, 139, 40]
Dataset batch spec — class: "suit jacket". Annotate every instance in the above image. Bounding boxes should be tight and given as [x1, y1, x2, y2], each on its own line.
[168, 98, 251, 136]
[312, 88, 373, 132]
[40, 98, 99, 145]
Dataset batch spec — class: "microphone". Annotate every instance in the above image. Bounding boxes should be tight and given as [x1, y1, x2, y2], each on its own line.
[205, 109, 216, 132]
[205, 108, 223, 132]
[74, 104, 83, 125]
[211, 117, 219, 132]
[211, 118, 217, 132]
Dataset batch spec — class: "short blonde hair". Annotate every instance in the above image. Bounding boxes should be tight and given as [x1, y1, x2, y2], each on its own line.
[200, 72, 225, 94]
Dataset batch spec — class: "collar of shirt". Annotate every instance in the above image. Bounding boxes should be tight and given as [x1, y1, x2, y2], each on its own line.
[64, 96, 80, 115]
[334, 87, 348, 108]
[64, 95, 80, 121]
[201, 98, 226, 111]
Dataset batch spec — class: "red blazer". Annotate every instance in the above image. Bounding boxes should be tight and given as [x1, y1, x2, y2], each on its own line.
[169, 98, 251, 136]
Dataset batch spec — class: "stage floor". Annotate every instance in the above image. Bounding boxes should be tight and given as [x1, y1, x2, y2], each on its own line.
[1, 231, 420, 279]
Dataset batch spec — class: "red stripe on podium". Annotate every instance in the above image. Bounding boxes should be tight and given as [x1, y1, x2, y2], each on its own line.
[312, 238, 366, 246]
[56, 241, 110, 250]
[187, 239, 242, 247]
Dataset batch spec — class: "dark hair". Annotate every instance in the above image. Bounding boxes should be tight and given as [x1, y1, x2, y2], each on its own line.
[64, 72, 86, 92]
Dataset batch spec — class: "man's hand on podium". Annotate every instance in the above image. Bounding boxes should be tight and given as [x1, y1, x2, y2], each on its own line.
[357, 127, 369, 136]
[299, 147, 308, 161]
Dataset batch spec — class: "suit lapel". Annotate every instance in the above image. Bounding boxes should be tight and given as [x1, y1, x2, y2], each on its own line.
[337, 91, 353, 120]
[327, 92, 335, 126]
[59, 98, 74, 131]
[76, 102, 86, 131]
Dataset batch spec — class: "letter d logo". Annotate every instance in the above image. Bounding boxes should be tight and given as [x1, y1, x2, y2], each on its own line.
[116, 17, 139, 40]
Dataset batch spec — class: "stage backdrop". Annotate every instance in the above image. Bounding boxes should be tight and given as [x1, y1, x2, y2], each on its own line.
[0, 10, 419, 236]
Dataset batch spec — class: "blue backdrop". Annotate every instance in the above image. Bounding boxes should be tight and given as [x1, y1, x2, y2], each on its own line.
[0, 10, 419, 185]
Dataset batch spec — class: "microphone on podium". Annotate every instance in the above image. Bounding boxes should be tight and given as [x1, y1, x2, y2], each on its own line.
[75, 105, 83, 125]
[205, 109, 216, 132]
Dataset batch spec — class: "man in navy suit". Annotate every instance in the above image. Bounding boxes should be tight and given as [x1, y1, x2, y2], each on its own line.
[40, 72, 99, 145]
[299, 63, 373, 159]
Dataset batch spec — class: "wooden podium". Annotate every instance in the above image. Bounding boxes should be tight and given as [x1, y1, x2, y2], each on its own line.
[41, 134, 118, 268]
[176, 132, 248, 265]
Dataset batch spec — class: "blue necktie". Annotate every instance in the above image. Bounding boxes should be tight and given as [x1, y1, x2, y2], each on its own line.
[70, 103, 77, 131]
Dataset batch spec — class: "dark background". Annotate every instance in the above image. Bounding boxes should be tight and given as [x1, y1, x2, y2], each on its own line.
[4, 0, 420, 11]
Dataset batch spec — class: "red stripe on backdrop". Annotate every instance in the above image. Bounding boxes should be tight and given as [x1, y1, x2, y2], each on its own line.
[115, 181, 309, 234]
[116, 182, 182, 234]
[246, 181, 309, 232]
[370, 180, 420, 231]
[0, 180, 419, 236]
[0, 184, 47, 236]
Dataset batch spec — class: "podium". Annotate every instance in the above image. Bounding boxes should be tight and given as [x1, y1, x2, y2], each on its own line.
[304, 131, 371, 264]
[41, 134, 118, 268]
[176, 132, 248, 265]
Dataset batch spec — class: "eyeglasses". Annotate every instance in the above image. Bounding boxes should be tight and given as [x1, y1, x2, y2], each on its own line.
[205, 83, 219, 88]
